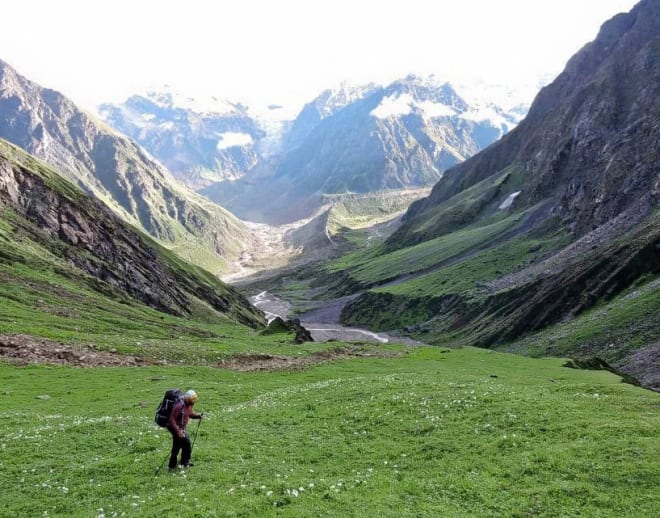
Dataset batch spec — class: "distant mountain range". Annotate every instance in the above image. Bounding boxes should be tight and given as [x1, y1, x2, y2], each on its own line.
[98, 90, 294, 189]
[100, 77, 529, 223]
[0, 60, 251, 274]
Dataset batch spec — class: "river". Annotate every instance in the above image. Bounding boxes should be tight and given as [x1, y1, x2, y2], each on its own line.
[250, 290, 401, 344]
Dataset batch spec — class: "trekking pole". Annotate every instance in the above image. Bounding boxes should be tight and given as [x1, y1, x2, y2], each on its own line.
[190, 418, 202, 452]
[154, 451, 170, 475]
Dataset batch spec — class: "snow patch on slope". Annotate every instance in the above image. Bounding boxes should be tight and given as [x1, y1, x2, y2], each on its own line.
[370, 93, 414, 118]
[217, 132, 253, 150]
[371, 94, 457, 120]
[498, 191, 521, 210]
[143, 86, 243, 115]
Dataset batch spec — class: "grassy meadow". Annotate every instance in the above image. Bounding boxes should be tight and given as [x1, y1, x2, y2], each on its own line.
[2, 346, 659, 517]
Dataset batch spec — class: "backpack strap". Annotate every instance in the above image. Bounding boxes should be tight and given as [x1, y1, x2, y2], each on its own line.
[169, 398, 185, 433]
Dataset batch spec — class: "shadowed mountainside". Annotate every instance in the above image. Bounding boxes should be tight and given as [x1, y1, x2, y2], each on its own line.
[0, 138, 264, 327]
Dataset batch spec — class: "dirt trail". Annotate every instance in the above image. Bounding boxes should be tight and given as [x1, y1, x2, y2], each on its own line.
[217, 346, 402, 372]
[0, 335, 405, 371]
[0, 334, 151, 367]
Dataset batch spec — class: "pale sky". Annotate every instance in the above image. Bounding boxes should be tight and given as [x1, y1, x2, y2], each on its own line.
[0, 0, 639, 112]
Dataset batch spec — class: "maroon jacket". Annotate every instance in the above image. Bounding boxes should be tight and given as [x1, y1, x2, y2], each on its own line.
[168, 400, 201, 435]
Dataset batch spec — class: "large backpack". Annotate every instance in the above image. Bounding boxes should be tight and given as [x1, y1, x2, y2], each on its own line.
[155, 388, 183, 427]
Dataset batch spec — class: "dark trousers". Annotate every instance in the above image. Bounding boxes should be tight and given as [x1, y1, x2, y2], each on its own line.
[168, 427, 191, 468]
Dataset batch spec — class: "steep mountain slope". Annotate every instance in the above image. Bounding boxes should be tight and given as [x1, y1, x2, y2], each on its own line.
[99, 91, 269, 189]
[203, 76, 522, 223]
[392, 0, 659, 247]
[279, 77, 520, 190]
[332, 0, 660, 387]
[284, 83, 378, 151]
[0, 138, 264, 328]
[0, 60, 251, 274]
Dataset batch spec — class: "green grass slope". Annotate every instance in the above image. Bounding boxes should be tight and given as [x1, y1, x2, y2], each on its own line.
[0, 139, 264, 330]
[327, 209, 529, 289]
[324, 0, 658, 389]
[498, 274, 660, 389]
[2, 347, 658, 517]
[324, 189, 431, 235]
[341, 209, 659, 382]
[245, 201, 658, 393]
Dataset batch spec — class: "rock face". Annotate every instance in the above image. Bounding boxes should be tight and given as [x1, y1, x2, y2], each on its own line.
[0, 139, 264, 327]
[280, 76, 520, 194]
[0, 60, 251, 273]
[202, 76, 524, 223]
[396, 0, 659, 244]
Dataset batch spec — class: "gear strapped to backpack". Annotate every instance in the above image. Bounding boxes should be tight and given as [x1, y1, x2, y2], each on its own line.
[155, 388, 183, 427]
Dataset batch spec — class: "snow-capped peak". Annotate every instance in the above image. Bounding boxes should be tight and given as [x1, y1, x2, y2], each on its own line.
[313, 82, 379, 118]
[370, 76, 463, 120]
[367, 74, 531, 131]
[142, 85, 245, 115]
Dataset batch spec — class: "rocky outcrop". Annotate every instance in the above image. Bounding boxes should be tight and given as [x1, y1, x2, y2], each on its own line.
[0, 139, 264, 327]
[262, 317, 314, 343]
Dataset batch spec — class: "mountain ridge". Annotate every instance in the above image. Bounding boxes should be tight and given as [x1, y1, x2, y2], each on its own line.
[0, 59, 251, 274]
[395, 0, 659, 244]
[199, 76, 525, 223]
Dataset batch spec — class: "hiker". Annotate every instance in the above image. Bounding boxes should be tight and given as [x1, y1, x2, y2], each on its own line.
[167, 389, 203, 470]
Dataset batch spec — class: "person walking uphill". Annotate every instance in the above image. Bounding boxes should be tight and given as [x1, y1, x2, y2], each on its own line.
[167, 389, 203, 470]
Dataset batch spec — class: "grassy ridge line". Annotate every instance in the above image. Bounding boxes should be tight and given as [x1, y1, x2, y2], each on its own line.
[325, 189, 431, 235]
[375, 231, 567, 299]
[386, 165, 525, 251]
[0, 135, 245, 276]
[339, 231, 568, 335]
[0, 139, 227, 289]
[328, 211, 525, 284]
[2, 347, 658, 517]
